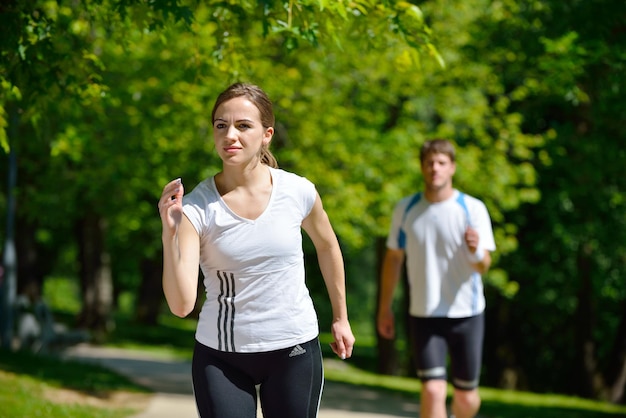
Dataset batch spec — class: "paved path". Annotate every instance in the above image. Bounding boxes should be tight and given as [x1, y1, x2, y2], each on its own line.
[64, 344, 420, 417]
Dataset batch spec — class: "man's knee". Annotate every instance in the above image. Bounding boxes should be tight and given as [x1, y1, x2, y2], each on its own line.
[421, 379, 448, 403]
[452, 388, 481, 418]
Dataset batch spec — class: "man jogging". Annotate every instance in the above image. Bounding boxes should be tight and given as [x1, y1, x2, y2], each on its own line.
[377, 138, 496, 418]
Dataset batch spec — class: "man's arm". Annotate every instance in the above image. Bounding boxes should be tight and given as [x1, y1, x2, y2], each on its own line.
[377, 248, 405, 339]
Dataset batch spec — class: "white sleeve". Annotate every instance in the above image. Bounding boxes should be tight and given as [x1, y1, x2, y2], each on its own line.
[470, 200, 496, 251]
[182, 182, 211, 236]
[385, 197, 411, 250]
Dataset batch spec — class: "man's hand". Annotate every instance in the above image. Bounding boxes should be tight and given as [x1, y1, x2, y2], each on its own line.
[464, 226, 480, 254]
[377, 308, 395, 340]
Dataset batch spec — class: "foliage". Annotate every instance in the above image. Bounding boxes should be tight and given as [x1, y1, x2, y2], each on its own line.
[470, 0, 626, 398]
[0, 0, 437, 145]
[43, 276, 83, 314]
[0, 0, 441, 294]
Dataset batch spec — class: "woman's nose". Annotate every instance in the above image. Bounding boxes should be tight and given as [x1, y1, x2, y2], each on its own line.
[225, 125, 238, 139]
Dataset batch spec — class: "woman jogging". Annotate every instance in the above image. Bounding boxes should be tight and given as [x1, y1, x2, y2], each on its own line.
[157, 82, 355, 418]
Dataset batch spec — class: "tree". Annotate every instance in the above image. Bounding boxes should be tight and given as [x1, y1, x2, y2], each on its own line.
[0, 0, 437, 338]
[472, 0, 626, 401]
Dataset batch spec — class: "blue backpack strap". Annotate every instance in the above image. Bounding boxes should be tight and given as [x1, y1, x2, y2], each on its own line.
[398, 192, 422, 249]
[456, 192, 472, 227]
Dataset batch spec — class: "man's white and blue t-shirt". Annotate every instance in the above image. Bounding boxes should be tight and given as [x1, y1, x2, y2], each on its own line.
[183, 167, 319, 353]
[386, 189, 496, 318]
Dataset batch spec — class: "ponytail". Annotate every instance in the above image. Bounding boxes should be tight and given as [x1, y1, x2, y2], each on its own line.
[261, 145, 278, 168]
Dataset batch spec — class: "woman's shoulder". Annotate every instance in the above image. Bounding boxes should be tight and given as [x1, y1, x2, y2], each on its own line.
[184, 177, 219, 205]
[270, 167, 314, 189]
[270, 168, 317, 215]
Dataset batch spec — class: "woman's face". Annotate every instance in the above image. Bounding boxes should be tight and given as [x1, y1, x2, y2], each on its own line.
[212, 96, 273, 166]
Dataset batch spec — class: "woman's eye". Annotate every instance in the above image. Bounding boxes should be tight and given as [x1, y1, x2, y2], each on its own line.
[215, 123, 226, 129]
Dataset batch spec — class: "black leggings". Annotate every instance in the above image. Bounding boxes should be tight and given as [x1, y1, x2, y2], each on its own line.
[192, 338, 323, 418]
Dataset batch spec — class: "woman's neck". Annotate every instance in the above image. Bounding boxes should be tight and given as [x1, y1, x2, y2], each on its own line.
[217, 163, 270, 194]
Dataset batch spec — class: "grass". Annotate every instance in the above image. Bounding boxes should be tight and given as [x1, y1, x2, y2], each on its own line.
[0, 348, 150, 418]
[318, 333, 626, 417]
[323, 361, 626, 418]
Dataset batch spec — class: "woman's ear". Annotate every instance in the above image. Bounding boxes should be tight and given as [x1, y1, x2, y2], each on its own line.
[263, 127, 274, 145]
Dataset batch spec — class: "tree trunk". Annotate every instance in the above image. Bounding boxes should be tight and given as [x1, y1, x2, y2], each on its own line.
[573, 243, 602, 398]
[375, 237, 399, 375]
[16, 222, 54, 297]
[134, 256, 164, 325]
[484, 293, 526, 390]
[76, 214, 113, 337]
[604, 300, 626, 404]
[572, 245, 626, 403]
[401, 268, 414, 377]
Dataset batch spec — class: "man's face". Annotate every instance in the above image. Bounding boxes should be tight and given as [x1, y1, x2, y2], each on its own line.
[421, 152, 456, 191]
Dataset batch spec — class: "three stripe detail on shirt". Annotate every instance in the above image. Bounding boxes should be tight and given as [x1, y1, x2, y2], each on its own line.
[217, 271, 236, 352]
[215, 272, 310, 358]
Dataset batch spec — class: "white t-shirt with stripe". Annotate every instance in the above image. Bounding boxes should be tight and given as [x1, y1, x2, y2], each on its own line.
[386, 189, 496, 318]
[183, 167, 319, 353]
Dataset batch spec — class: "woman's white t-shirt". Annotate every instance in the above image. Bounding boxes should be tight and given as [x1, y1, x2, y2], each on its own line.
[183, 167, 319, 353]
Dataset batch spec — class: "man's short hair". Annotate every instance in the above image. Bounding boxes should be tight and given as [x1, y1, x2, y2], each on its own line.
[420, 138, 456, 163]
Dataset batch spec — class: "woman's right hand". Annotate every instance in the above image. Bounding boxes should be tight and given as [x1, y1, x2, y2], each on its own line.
[158, 178, 184, 236]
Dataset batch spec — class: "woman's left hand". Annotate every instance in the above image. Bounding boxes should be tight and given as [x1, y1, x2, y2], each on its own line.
[329, 319, 355, 360]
